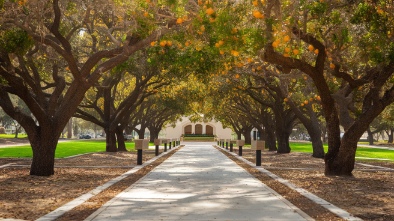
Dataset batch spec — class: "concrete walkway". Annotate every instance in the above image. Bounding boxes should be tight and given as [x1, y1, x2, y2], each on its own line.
[85, 143, 312, 221]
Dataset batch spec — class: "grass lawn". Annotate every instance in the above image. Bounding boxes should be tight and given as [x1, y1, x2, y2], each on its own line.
[0, 140, 136, 158]
[290, 142, 394, 161]
[182, 137, 215, 141]
[0, 134, 28, 139]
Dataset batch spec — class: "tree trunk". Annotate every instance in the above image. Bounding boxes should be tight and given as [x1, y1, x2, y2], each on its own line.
[274, 115, 291, 153]
[307, 121, 325, 158]
[310, 132, 325, 158]
[14, 125, 20, 138]
[324, 136, 357, 176]
[116, 127, 127, 152]
[237, 132, 242, 140]
[105, 129, 117, 152]
[243, 130, 252, 145]
[367, 128, 374, 145]
[137, 127, 146, 139]
[67, 118, 72, 139]
[276, 131, 291, 153]
[388, 129, 393, 143]
[29, 132, 59, 176]
[149, 128, 159, 143]
[264, 129, 277, 151]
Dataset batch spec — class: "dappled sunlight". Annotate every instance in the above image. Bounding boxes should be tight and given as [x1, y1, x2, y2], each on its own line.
[86, 144, 310, 221]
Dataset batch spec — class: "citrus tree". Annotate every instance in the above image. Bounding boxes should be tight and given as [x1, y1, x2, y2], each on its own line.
[0, 0, 195, 176]
[259, 0, 394, 175]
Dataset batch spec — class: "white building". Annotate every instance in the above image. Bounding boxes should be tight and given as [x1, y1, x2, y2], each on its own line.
[160, 117, 233, 139]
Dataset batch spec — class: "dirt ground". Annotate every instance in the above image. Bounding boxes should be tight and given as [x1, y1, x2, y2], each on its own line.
[224, 147, 394, 221]
[1, 143, 393, 221]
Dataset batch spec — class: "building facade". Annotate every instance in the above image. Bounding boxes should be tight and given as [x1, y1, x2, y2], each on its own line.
[160, 117, 233, 139]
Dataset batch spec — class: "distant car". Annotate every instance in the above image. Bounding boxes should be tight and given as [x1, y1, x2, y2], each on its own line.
[79, 134, 91, 139]
[125, 135, 133, 141]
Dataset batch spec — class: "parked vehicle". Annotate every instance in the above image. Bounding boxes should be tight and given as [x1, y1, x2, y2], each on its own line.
[79, 134, 91, 139]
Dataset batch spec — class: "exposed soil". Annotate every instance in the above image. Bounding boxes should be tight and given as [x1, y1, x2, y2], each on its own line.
[1, 143, 393, 221]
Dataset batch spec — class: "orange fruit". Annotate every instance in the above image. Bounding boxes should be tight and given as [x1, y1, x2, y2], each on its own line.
[176, 18, 184, 24]
[253, 10, 264, 19]
[206, 8, 215, 15]
[330, 63, 335, 69]
[231, 50, 239, 56]
[308, 45, 314, 51]
[293, 49, 299, 55]
[160, 40, 167, 47]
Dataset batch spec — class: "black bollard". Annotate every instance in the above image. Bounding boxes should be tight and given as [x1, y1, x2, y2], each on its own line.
[155, 145, 159, 156]
[169, 141, 172, 149]
[239, 146, 243, 156]
[226, 141, 228, 150]
[256, 150, 261, 166]
[137, 149, 143, 165]
[230, 142, 233, 152]
[164, 142, 167, 152]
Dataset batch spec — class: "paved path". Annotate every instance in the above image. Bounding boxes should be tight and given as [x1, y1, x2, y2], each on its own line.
[85, 143, 312, 221]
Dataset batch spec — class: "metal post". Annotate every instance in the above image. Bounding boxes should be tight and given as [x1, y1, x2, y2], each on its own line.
[169, 141, 172, 149]
[222, 141, 224, 148]
[230, 142, 233, 152]
[256, 150, 261, 166]
[164, 143, 167, 152]
[137, 149, 143, 165]
[226, 141, 228, 150]
[239, 146, 243, 156]
[155, 145, 159, 156]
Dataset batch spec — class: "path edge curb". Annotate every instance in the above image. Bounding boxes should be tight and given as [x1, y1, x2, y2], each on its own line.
[216, 145, 363, 221]
[35, 145, 182, 221]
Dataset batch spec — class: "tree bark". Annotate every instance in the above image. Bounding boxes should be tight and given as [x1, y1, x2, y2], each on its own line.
[305, 119, 325, 158]
[137, 127, 146, 139]
[310, 131, 325, 158]
[274, 112, 292, 153]
[276, 130, 291, 153]
[243, 129, 252, 145]
[148, 127, 160, 142]
[67, 118, 73, 139]
[264, 128, 277, 151]
[324, 135, 358, 176]
[236, 132, 242, 140]
[116, 126, 127, 151]
[29, 129, 60, 176]
[105, 129, 117, 152]
[388, 129, 393, 143]
[367, 128, 374, 145]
